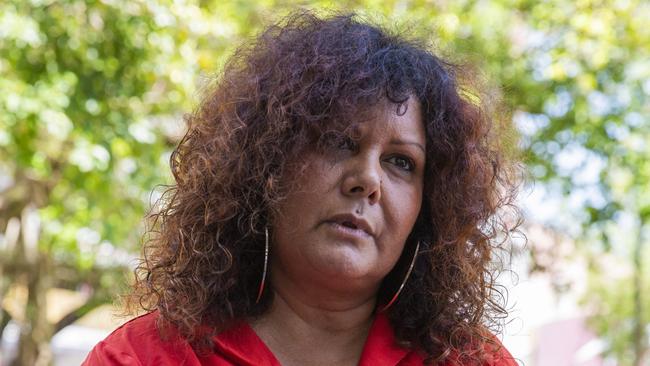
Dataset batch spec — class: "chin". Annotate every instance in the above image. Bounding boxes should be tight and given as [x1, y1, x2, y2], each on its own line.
[309, 250, 384, 285]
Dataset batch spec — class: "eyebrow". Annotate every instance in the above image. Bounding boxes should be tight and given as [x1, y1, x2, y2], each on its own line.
[390, 139, 426, 154]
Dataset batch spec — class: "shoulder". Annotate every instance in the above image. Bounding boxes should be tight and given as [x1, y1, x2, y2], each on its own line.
[81, 312, 201, 366]
[366, 314, 518, 366]
[476, 328, 518, 366]
[445, 333, 519, 366]
[479, 337, 518, 366]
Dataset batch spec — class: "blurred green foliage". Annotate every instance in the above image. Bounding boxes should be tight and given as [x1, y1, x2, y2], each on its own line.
[0, 0, 213, 363]
[0, 0, 648, 364]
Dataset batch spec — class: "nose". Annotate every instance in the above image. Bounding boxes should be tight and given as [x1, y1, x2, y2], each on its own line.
[341, 155, 382, 204]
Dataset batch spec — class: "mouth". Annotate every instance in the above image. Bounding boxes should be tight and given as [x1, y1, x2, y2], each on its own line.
[325, 213, 374, 238]
[340, 221, 359, 229]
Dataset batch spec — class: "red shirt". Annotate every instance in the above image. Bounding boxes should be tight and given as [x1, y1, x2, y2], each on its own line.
[83, 312, 516, 365]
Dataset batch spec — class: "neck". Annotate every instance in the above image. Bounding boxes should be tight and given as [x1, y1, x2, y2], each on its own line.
[250, 272, 378, 366]
[266, 282, 376, 332]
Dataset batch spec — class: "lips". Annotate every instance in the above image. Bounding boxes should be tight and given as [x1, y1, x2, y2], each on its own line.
[326, 213, 374, 237]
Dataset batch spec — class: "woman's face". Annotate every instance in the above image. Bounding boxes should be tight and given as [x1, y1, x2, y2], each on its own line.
[270, 98, 426, 298]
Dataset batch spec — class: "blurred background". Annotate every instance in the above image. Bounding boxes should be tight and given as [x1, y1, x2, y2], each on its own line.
[0, 0, 648, 365]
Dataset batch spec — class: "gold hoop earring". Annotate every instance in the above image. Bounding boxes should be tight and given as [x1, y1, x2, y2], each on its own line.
[378, 241, 420, 312]
[255, 227, 269, 304]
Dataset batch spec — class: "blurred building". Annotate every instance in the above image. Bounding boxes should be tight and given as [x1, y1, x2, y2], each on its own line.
[500, 223, 614, 365]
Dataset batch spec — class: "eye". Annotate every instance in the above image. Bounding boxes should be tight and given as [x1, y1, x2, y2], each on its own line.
[386, 155, 415, 172]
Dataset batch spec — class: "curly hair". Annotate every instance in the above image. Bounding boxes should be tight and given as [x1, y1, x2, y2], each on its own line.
[127, 11, 520, 365]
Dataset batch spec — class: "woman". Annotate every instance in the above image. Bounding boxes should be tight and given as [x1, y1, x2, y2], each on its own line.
[84, 11, 519, 366]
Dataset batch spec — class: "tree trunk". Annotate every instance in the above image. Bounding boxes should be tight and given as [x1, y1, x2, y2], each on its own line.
[1, 217, 21, 337]
[12, 257, 52, 366]
[11, 205, 53, 366]
[54, 297, 102, 335]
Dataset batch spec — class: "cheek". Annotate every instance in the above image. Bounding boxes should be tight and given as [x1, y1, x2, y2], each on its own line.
[386, 185, 423, 241]
[275, 159, 338, 219]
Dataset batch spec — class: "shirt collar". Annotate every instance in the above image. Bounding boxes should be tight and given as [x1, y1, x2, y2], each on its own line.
[213, 320, 281, 366]
[213, 312, 413, 366]
[358, 312, 411, 366]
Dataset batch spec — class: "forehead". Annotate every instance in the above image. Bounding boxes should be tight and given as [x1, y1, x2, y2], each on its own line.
[348, 98, 425, 142]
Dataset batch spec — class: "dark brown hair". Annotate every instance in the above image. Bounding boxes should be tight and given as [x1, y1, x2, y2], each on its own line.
[127, 11, 520, 364]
